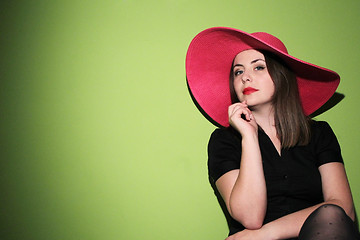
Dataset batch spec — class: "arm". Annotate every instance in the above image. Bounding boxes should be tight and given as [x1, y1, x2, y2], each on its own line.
[319, 161, 355, 220]
[226, 162, 355, 240]
[216, 102, 267, 229]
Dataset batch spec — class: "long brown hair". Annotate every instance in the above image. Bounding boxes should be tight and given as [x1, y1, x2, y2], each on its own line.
[229, 51, 311, 148]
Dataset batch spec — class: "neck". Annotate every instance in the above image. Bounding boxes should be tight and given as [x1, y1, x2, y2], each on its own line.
[250, 104, 275, 132]
[252, 105, 282, 154]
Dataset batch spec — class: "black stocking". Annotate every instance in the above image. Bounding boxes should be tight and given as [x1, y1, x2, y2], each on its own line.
[299, 204, 360, 240]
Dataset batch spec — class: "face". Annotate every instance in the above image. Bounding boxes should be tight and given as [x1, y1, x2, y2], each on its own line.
[232, 49, 275, 111]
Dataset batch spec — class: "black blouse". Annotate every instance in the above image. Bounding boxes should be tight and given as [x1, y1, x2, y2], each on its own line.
[207, 120, 343, 236]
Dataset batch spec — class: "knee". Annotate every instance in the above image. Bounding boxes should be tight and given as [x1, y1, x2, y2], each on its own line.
[314, 204, 347, 219]
[316, 204, 346, 212]
[300, 204, 359, 240]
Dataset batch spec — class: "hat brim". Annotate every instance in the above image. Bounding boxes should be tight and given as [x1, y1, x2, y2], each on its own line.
[186, 27, 340, 127]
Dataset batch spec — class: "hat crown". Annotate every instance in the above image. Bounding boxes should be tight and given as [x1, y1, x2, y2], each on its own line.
[251, 32, 288, 54]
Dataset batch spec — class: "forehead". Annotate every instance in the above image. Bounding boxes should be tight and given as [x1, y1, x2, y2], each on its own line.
[233, 49, 265, 63]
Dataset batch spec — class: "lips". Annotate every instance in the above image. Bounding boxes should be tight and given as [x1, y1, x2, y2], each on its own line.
[243, 87, 259, 95]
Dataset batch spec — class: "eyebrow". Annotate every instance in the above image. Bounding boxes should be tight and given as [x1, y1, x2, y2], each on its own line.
[232, 58, 265, 68]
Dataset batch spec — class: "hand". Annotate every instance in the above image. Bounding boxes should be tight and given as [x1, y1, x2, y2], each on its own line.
[228, 101, 258, 137]
[225, 228, 269, 240]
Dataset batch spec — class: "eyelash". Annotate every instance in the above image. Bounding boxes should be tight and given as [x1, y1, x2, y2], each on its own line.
[234, 70, 243, 76]
[255, 66, 265, 71]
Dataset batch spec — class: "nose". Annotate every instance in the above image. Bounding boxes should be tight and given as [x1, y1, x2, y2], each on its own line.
[241, 72, 251, 83]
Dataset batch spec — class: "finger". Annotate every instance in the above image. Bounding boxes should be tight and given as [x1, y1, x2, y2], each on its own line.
[232, 107, 252, 122]
[229, 105, 244, 118]
[229, 102, 250, 115]
[230, 101, 247, 109]
[236, 101, 248, 108]
[228, 104, 242, 116]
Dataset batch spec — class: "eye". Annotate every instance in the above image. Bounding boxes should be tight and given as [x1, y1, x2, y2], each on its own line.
[254, 65, 265, 71]
[234, 69, 243, 76]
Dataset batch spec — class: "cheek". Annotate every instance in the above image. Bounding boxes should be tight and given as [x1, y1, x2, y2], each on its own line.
[270, 82, 276, 95]
[264, 78, 275, 94]
[233, 80, 244, 98]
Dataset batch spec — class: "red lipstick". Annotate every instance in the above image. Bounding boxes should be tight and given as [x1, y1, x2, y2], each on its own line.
[243, 87, 259, 95]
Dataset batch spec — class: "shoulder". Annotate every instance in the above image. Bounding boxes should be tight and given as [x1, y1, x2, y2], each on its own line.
[210, 126, 241, 139]
[208, 127, 241, 148]
[310, 119, 331, 130]
[309, 120, 343, 165]
[310, 120, 337, 140]
[208, 127, 242, 183]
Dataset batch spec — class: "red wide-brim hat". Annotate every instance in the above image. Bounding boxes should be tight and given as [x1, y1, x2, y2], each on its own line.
[186, 27, 340, 127]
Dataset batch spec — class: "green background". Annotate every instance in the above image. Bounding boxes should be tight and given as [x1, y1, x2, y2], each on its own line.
[1, 1, 359, 239]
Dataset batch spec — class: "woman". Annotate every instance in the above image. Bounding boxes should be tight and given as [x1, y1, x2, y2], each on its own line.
[186, 27, 359, 239]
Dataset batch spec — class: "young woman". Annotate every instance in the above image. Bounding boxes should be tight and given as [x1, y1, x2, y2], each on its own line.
[186, 27, 359, 240]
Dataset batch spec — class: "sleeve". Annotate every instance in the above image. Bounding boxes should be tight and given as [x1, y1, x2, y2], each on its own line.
[313, 121, 344, 167]
[207, 128, 242, 183]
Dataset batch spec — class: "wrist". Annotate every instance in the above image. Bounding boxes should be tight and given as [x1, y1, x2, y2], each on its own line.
[260, 223, 277, 240]
[241, 132, 259, 144]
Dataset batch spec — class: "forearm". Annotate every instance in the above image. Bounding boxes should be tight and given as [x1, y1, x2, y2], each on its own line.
[262, 205, 319, 239]
[262, 199, 354, 240]
[229, 133, 267, 228]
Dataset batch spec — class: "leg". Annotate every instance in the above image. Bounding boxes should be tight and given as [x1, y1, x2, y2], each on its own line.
[299, 204, 360, 240]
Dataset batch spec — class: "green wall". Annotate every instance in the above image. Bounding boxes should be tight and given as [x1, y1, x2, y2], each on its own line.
[1, 1, 359, 239]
